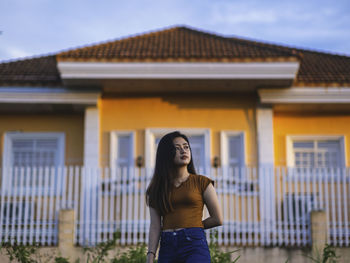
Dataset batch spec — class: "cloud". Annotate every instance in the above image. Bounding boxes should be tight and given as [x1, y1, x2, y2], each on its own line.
[201, 0, 350, 54]
[0, 0, 349, 60]
[1, 46, 32, 60]
[211, 10, 278, 24]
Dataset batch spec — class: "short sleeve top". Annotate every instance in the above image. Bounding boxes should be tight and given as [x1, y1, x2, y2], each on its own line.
[162, 174, 214, 230]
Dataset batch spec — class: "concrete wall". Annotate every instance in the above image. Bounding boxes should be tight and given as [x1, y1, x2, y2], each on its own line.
[1, 243, 349, 263]
[1, 210, 349, 263]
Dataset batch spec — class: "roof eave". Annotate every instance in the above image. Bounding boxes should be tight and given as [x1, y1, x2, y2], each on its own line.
[258, 87, 350, 103]
[57, 61, 300, 81]
[0, 87, 100, 105]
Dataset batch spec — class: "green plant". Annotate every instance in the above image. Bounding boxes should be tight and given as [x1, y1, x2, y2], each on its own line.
[82, 231, 121, 263]
[110, 244, 148, 263]
[208, 230, 240, 263]
[0, 239, 39, 263]
[305, 244, 340, 263]
[54, 257, 71, 263]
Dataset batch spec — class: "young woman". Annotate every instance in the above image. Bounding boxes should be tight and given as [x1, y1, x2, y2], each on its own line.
[146, 131, 223, 263]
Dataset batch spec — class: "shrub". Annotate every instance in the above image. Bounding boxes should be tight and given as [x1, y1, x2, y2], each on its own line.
[0, 239, 39, 263]
[208, 230, 240, 263]
[110, 244, 147, 263]
[305, 244, 340, 263]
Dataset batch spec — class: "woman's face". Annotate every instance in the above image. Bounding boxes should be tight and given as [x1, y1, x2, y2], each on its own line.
[173, 137, 191, 166]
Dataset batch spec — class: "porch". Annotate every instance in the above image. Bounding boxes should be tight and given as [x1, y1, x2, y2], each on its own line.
[0, 166, 349, 247]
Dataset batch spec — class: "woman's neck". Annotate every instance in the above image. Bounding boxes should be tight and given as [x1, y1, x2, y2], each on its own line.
[174, 166, 189, 180]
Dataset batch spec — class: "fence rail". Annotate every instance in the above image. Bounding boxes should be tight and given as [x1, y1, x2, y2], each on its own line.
[0, 166, 349, 247]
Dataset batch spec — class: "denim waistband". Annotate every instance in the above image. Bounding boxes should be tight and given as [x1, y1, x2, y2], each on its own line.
[161, 227, 204, 238]
[162, 227, 185, 232]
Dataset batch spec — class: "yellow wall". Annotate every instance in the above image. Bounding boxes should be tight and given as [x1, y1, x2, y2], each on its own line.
[274, 112, 350, 167]
[0, 114, 84, 166]
[100, 94, 258, 167]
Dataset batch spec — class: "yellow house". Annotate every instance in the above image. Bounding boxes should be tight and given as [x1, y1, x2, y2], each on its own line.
[0, 26, 349, 249]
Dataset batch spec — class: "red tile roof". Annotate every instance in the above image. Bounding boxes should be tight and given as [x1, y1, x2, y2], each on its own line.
[1, 26, 349, 87]
[57, 26, 298, 62]
[295, 51, 350, 86]
[229, 37, 350, 86]
[0, 55, 61, 86]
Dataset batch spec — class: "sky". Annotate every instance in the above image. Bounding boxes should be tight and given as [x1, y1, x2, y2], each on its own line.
[1, 0, 350, 62]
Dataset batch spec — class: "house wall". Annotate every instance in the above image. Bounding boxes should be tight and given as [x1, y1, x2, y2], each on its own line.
[274, 111, 350, 167]
[0, 114, 84, 166]
[99, 94, 258, 167]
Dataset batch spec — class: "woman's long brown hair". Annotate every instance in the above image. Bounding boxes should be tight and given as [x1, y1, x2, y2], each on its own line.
[145, 131, 196, 216]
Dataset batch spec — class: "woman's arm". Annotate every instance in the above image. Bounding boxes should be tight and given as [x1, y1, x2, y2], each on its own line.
[202, 183, 223, 229]
[147, 207, 161, 263]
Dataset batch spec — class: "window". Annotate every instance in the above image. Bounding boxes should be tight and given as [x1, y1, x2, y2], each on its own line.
[3, 132, 65, 168]
[287, 136, 345, 168]
[221, 131, 248, 191]
[228, 135, 245, 168]
[146, 128, 210, 173]
[2, 132, 65, 192]
[187, 135, 206, 172]
[110, 131, 135, 170]
[221, 131, 246, 171]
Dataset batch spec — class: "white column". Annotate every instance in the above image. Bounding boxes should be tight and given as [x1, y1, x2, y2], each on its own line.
[84, 107, 100, 167]
[256, 106, 274, 165]
[256, 105, 276, 245]
[83, 107, 100, 245]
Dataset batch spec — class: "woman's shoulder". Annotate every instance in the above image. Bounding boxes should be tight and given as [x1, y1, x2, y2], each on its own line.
[190, 174, 215, 188]
[191, 173, 212, 180]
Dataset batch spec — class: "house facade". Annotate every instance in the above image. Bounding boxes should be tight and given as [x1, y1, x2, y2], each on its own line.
[0, 26, 350, 248]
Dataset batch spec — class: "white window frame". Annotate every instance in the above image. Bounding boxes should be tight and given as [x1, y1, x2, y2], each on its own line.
[3, 132, 65, 168]
[220, 131, 247, 168]
[2, 132, 65, 195]
[286, 135, 346, 168]
[110, 131, 135, 169]
[145, 128, 211, 173]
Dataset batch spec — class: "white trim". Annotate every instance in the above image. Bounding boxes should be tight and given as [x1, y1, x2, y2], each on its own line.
[84, 107, 100, 167]
[256, 107, 274, 165]
[2, 132, 65, 168]
[145, 128, 211, 173]
[58, 62, 299, 80]
[258, 87, 350, 104]
[110, 131, 135, 169]
[286, 135, 346, 168]
[220, 131, 246, 168]
[0, 87, 99, 104]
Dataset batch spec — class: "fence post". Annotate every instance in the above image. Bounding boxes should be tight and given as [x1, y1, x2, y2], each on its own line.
[58, 209, 77, 259]
[310, 210, 327, 253]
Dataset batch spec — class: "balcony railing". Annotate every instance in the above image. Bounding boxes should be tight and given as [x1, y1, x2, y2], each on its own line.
[0, 166, 349, 247]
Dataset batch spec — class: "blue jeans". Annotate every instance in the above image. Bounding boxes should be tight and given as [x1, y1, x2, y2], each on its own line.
[158, 227, 211, 263]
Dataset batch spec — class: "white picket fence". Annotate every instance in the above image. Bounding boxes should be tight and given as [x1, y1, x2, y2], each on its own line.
[0, 166, 349, 247]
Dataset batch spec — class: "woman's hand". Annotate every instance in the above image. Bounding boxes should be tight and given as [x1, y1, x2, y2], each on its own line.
[146, 253, 155, 263]
[147, 207, 161, 263]
[202, 183, 223, 229]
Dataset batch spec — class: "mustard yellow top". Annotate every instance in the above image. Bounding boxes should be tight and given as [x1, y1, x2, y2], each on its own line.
[162, 174, 214, 230]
